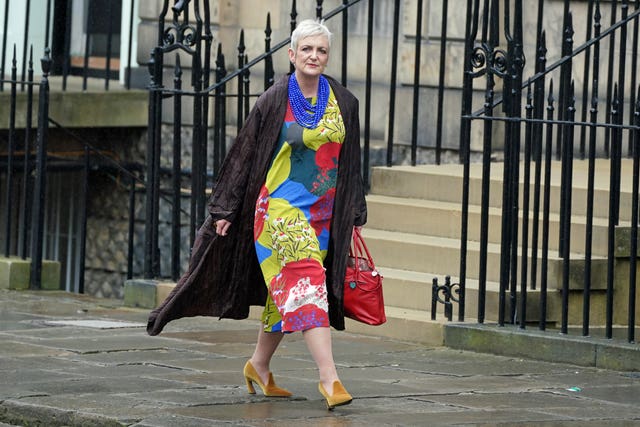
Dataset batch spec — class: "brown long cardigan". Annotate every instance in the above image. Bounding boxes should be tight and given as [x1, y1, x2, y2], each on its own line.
[147, 74, 367, 336]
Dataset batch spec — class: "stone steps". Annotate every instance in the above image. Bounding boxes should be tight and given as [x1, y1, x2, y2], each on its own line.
[356, 161, 635, 343]
[370, 160, 637, 222]
[366, 194, 611, 256]
[361, 228, 607, 286]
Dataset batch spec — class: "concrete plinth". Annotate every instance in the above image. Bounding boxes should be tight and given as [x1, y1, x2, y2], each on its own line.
[123, 279, 176, 309]
[0, 257, 61, 290]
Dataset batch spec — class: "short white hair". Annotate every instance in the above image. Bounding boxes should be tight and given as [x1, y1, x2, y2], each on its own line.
[290, 19, 332, 51]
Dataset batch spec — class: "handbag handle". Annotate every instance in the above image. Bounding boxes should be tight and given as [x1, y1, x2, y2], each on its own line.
[350, 228, 375, 273]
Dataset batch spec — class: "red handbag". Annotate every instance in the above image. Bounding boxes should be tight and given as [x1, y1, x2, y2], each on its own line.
[343, 228, 386, 325]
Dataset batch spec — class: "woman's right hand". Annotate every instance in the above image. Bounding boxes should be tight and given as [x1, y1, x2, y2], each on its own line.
[215, 219, 232, 236]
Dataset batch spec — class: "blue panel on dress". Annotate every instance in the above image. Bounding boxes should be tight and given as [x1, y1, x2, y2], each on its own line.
[255, 241, 273, 264]
[316, 226, 330, 251]
[271, 179, 317, 215]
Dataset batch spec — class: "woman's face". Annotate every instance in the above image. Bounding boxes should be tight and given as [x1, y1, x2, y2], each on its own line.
[289, 34, 330, 79]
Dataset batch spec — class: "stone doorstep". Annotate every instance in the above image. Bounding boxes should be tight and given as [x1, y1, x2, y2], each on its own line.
[0, 257, 61, 290]
[444, 323, 640, 372]
[123, 279, 176, 309]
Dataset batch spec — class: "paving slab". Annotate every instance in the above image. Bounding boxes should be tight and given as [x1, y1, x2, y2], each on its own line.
[0, 290, 638, 427]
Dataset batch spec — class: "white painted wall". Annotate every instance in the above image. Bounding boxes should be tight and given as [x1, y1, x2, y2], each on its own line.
[0, 1, 51, 78]
[120, 0, 140, 85]
[0, 0, 138, 82]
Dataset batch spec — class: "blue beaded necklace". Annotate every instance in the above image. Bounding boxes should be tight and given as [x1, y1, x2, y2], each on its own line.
[288, 73, 330, 129]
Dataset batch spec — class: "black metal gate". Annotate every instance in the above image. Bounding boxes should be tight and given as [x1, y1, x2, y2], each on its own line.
[458, 0, 640, 342]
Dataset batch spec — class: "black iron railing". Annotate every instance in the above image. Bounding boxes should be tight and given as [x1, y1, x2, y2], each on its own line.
[2, 0, 639, 347]
[458, 0, 640, 342]
[0, 47, 50, 288]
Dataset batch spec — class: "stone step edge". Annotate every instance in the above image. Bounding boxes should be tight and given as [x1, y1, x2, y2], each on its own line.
[363, 228, 609, 261]
[366, 194, 614, 227]
[444, 323, 640, 371]
[379, 266, 608, 292]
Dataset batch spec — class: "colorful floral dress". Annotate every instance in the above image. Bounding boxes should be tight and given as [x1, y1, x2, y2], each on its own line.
[254, 87, 344, 333]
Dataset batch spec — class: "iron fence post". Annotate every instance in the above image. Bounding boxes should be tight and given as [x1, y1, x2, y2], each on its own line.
[458, 0, 479, 322]
[172, 55, 183, 282]
[628, 92, 640, 343]
[29, 48, 51, 290]
[4, 46, 16, 257]
[19, 47, 35, 260]
[540, 80, 555, 331]
[410, 0, 424, 166]
[78, 146, 90, 294]
[386, 0, 401, 167]
[583, 1, 602, 337]
[605, 85, 621, 339]
[144, 47, 162, 278]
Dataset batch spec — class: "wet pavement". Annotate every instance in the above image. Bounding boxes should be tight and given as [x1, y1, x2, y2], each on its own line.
[0, 289, 639, 426]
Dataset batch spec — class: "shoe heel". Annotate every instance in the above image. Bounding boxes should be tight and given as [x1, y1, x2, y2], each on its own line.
[245, 376, 256, 394]
[243, 360, 292, 397]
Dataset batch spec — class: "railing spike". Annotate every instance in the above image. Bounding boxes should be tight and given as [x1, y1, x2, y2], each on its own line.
[216, 42, 225, 72]
[265, 13, 271, 36]
[565, 11, 575, 41]
[290, 0, 297, 34]
[594, 0, 602, 25]
[540, 30, 547, 56]
[239, 29, 245, 53]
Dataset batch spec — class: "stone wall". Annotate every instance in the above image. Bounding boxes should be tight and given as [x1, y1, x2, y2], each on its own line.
[82, 122, 207, 298]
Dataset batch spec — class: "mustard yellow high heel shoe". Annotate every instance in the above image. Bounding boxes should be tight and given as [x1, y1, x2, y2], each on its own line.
[318, 380, 352, 410]
[243, 360, 292, 397]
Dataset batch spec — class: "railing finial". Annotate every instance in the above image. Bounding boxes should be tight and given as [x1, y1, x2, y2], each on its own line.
[41, 47, 51, 76]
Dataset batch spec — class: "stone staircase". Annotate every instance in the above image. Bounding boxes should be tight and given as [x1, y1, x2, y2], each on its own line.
[346, 159, 637, 344]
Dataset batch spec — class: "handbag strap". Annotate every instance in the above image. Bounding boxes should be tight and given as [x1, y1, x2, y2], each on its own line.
[350, 228, 375, 272]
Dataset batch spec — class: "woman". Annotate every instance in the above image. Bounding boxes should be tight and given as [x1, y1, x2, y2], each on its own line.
[147, 19, 367, 410]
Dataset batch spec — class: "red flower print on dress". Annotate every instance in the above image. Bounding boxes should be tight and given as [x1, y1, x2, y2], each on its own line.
[254, 185, 270, 239]
[310, 187, 335, 237]
[315, 142, 341, 170]
[269, 258, 328, 332]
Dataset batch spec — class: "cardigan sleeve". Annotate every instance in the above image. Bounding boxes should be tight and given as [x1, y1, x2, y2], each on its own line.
[207, 102, 263, 223]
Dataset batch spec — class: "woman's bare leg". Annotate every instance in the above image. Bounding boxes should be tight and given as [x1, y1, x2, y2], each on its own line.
[249, 328, 285, 383]
[303, 326, 340, 394]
